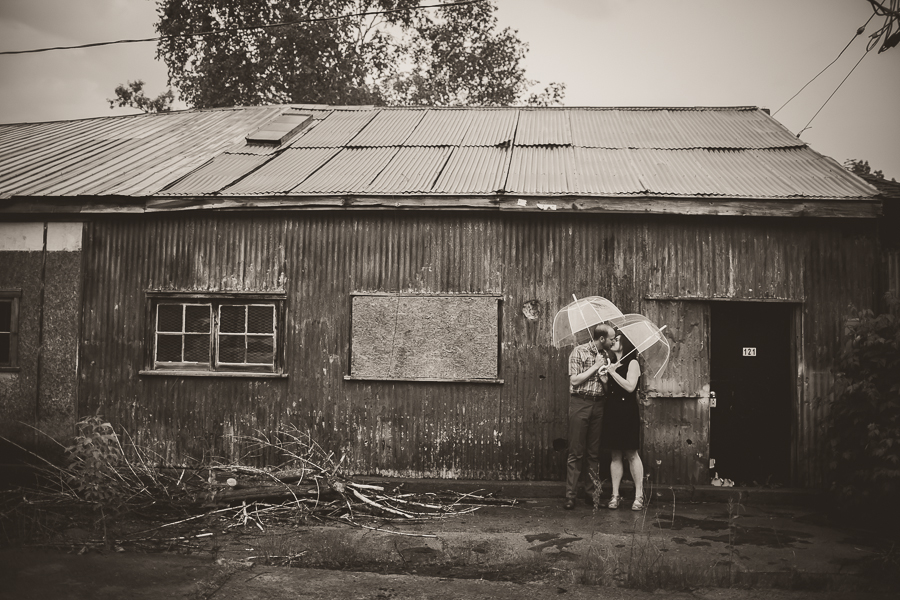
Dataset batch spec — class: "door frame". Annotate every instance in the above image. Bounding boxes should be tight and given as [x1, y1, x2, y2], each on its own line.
[643, 296, 803, 487]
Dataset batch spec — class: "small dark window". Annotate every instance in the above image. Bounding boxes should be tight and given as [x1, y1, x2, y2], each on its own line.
[149, 294, 283, 374]
[0, 291, 20, 370]
[155, 303, 212, 366]
[217, 304, 276, 367]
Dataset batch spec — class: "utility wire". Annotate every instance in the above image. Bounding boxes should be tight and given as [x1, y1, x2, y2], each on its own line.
[0, 0, 484, 56]
[773, 10, 876, 116]
[796, 45, 872, 138]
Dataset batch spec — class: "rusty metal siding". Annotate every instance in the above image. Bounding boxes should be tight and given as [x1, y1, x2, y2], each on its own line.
[639, 301, 710, 485]
[79, 213, 878, 485]
[795, 224, 879, 487]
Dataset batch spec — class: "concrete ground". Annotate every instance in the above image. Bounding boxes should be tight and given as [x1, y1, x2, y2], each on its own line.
[1, 482, 897, 599]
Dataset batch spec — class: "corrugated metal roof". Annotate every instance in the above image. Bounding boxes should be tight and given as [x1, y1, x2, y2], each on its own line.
[573, 148, 645, 195]
[0, 107, 284, 198]
[0, 105, 880, 202]
[292, 147, 398, 194]
[568, 108, 801, 149]
[224, 148, 341, 195]
[289, 110, 375, 148]
[161, 154, 270, 196]
[347, 109, 425, 147]
[433, 147, 509, 194]
[368, 146, 453, 193]
[458, 109, 517, 146]
[515, 110, 571, 146]
[507, 146, 575, 194]
[403, 110, 473, 146]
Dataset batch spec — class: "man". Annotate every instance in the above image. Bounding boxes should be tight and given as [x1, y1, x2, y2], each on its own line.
[564, 323, 615, 510]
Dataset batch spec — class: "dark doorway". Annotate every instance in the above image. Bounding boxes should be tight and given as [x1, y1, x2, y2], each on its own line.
[710, 302, 793, 487]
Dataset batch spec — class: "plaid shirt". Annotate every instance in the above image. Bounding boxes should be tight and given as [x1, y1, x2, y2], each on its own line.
[568, 342, 611, 397]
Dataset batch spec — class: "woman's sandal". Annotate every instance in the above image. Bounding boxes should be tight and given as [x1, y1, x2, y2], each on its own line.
[631, 496, 645, 511]
[607, 495, 621, 509]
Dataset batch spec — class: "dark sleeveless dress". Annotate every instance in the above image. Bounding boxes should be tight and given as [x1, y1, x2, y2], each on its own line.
[600, 356, 641, 450]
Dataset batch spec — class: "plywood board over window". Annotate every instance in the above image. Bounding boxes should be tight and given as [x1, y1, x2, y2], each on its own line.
[348, 294, 502, 383]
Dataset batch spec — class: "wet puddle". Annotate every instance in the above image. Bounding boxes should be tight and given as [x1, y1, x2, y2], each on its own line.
[655, 515, 813, 548]
[524, 533, 582, 559]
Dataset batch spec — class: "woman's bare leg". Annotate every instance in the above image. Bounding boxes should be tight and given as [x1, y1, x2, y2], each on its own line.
[626, 450, 644, 498]
[610, 450, 624, 497]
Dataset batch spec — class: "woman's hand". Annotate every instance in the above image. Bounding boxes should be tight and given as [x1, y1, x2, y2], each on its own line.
[598, 357, 613, 376]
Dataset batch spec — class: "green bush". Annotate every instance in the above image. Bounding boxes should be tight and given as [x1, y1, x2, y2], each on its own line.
[65, 414, 128, 510]
[828, 297, 900, 524]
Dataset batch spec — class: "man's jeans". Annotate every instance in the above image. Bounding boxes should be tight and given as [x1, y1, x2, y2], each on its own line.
[566, 395, 605, 499]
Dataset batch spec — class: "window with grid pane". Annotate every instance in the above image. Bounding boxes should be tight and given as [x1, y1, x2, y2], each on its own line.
[155, 303, 212, 366]
[148, 294, 283, 374]
[217, 304, 275, 367]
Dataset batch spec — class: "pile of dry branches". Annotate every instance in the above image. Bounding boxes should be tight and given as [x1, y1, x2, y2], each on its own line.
[1, 420, 514, 548]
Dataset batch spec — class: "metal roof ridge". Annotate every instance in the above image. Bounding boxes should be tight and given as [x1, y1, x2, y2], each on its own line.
[0, 104, 279, 127]
[321, 105, 762, 111]
[0, 105, 770, 128]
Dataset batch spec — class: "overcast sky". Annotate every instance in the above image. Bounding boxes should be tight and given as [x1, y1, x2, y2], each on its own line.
[1, 0, 898, 179]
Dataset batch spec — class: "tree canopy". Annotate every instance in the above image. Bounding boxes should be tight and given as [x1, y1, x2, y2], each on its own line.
[130, 0, 563, 110]
[107, 80, 175, 113]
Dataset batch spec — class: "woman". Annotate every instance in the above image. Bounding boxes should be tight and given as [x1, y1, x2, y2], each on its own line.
[600, 332, 645, 510]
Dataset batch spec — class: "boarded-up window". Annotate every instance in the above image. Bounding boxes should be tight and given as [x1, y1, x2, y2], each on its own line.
[349, 294, 501, 382]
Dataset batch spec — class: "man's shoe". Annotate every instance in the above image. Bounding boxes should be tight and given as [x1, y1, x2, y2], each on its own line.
[584, 496, 594, 507]
[563, 498, 576, 510]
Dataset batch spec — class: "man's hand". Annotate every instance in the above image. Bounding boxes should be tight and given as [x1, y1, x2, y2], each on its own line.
[598, 357, 612, 374]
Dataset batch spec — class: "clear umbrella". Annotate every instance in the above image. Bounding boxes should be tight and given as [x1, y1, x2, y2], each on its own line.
[552, 295, 624, 348]
[607, 314, 670, 378]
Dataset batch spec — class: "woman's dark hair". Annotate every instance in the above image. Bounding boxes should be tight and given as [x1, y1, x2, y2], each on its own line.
[617, 332, 635, 358]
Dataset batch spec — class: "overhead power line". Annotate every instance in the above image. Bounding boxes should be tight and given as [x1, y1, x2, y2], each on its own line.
[0, 0, 485, 56]
[796, 45, 872, 138]
[772, 10, 876, 117]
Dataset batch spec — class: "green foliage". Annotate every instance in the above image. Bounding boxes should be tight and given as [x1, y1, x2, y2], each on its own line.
[384, 1, 562, 106]
[65, 415, 128, 510]
[843, 158, 889, 180]
[828, 297, 900, 519]
[152, 0, 563, 108]
[107, 80, 175, 113]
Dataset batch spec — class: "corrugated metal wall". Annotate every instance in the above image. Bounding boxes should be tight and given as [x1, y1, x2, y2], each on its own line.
[885, 248, 900, 309]
[78, 212, 878, 486]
